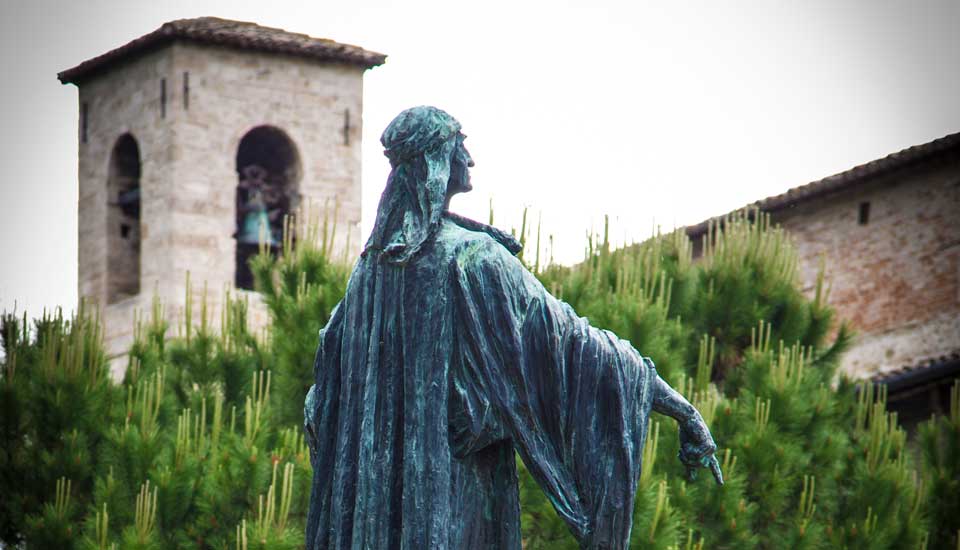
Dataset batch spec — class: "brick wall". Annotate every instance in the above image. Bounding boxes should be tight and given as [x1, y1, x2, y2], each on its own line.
[772, 156, 960, 378]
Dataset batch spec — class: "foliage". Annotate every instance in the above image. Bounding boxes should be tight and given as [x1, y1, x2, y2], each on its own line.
[0, 210, 344, 549]
[522, 211, 932, 549]
[1, 304, 114, 545]
[0, 209, 955, 548]
[917, 380, 960, 549]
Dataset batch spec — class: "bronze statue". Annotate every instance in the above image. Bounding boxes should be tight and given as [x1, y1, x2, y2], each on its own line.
[304, 106, 721, 549]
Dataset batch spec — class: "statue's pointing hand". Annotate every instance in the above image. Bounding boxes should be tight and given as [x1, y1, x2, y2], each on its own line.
[647, 359, 724, 486]
[678, 416, 723, 486]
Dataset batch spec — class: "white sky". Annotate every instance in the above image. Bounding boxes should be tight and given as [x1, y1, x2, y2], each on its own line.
[1, 0, 959, 317]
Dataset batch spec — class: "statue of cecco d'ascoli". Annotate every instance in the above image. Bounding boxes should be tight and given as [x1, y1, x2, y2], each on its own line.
[303, 106, 723, 550]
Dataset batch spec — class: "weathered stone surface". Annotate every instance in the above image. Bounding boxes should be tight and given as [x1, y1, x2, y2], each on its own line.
[74, 39, 369, 378]
[776, 160, 960, 378]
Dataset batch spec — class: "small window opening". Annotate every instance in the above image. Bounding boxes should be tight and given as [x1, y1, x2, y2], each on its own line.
[81, 102, 89, 143]
[107, 134, 141, 303]
[234, 126, 301, 290]
[160, 78, 167, 118]
[183, 72, 189, 110]
[343, 108, 351, 146]
[858, 202, 871, 225]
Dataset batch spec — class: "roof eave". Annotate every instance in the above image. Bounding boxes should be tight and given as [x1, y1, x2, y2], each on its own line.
[873, 355, 960, 395]
[57, 23, 386, 86]
[685, 131, 960, 239]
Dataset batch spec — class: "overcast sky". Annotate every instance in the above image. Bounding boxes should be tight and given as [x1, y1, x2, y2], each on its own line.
[1, 0, 959, 317]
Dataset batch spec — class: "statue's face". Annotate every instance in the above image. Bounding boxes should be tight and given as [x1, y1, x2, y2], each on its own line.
[448, 134, 474, 195]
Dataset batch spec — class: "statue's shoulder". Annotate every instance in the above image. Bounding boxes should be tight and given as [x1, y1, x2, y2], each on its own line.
[440, 212, 522, 262]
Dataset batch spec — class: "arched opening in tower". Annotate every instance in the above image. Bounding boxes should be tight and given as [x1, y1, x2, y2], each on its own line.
[234, 126, 301, 290]
[107, 133, 141, 304]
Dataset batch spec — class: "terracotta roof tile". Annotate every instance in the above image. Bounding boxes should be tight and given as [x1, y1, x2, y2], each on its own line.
[58, 17, 386, 84]
[869, 350, 960, 393]
[686, 131, 960, 238]
[871, 350, 960, 382]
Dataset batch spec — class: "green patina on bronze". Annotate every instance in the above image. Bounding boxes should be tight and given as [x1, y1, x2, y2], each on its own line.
[304, 106, 721, 550]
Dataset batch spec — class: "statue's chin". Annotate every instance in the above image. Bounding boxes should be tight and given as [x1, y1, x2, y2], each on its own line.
[448, 182, 472, 196]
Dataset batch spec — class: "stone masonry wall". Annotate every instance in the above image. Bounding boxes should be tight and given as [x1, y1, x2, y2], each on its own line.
[164, 42, 365, 352]
[76, 41, 366, 378]
[168, 41, 364, 294]
[78, 47, 177, 378]
[773, 157, 960, 379]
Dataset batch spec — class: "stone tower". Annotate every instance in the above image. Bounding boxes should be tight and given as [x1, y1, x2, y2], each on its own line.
[58, 18, 385, 372]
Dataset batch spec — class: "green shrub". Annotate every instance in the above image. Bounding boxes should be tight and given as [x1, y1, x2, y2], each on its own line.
[0, 210, 952, 549]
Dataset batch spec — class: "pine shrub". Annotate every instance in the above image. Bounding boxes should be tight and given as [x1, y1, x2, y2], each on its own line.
[0, 209, 954, 548]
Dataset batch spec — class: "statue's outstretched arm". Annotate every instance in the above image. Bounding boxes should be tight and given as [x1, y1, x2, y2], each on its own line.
[651, 374, 724, 485]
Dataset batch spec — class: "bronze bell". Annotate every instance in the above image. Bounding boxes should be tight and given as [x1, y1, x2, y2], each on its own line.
[116, 187, 140, 218]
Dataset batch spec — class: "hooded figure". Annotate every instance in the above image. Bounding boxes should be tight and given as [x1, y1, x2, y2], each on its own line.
[304, 106, 721, 550]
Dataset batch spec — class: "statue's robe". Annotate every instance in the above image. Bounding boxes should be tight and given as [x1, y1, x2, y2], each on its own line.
[305, 216, 658, 550]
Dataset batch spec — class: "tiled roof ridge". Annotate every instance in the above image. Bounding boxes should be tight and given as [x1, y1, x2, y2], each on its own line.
[870, 349, 960, 384]
[58, 16, 386, 84]
[686, 131, 960, 238]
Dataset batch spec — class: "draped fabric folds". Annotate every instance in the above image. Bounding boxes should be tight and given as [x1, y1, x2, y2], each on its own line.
[305, 217, 658, 550]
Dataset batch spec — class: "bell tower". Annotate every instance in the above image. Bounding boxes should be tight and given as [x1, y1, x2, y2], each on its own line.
[58, 18, 385, 372]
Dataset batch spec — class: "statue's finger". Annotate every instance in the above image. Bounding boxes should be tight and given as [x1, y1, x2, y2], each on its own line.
[709, 455, 724, 486]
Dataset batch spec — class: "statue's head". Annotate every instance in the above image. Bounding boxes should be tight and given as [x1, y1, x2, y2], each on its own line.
[380, 105, 473, 196]
[365, 106, 472, 264]
[381, 106, 460, 164]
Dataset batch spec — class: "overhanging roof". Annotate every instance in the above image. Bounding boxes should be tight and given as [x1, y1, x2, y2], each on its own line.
[686, 131, 960, 239]
[871, 350, 960, 395]
[58, 17, 387, 85]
